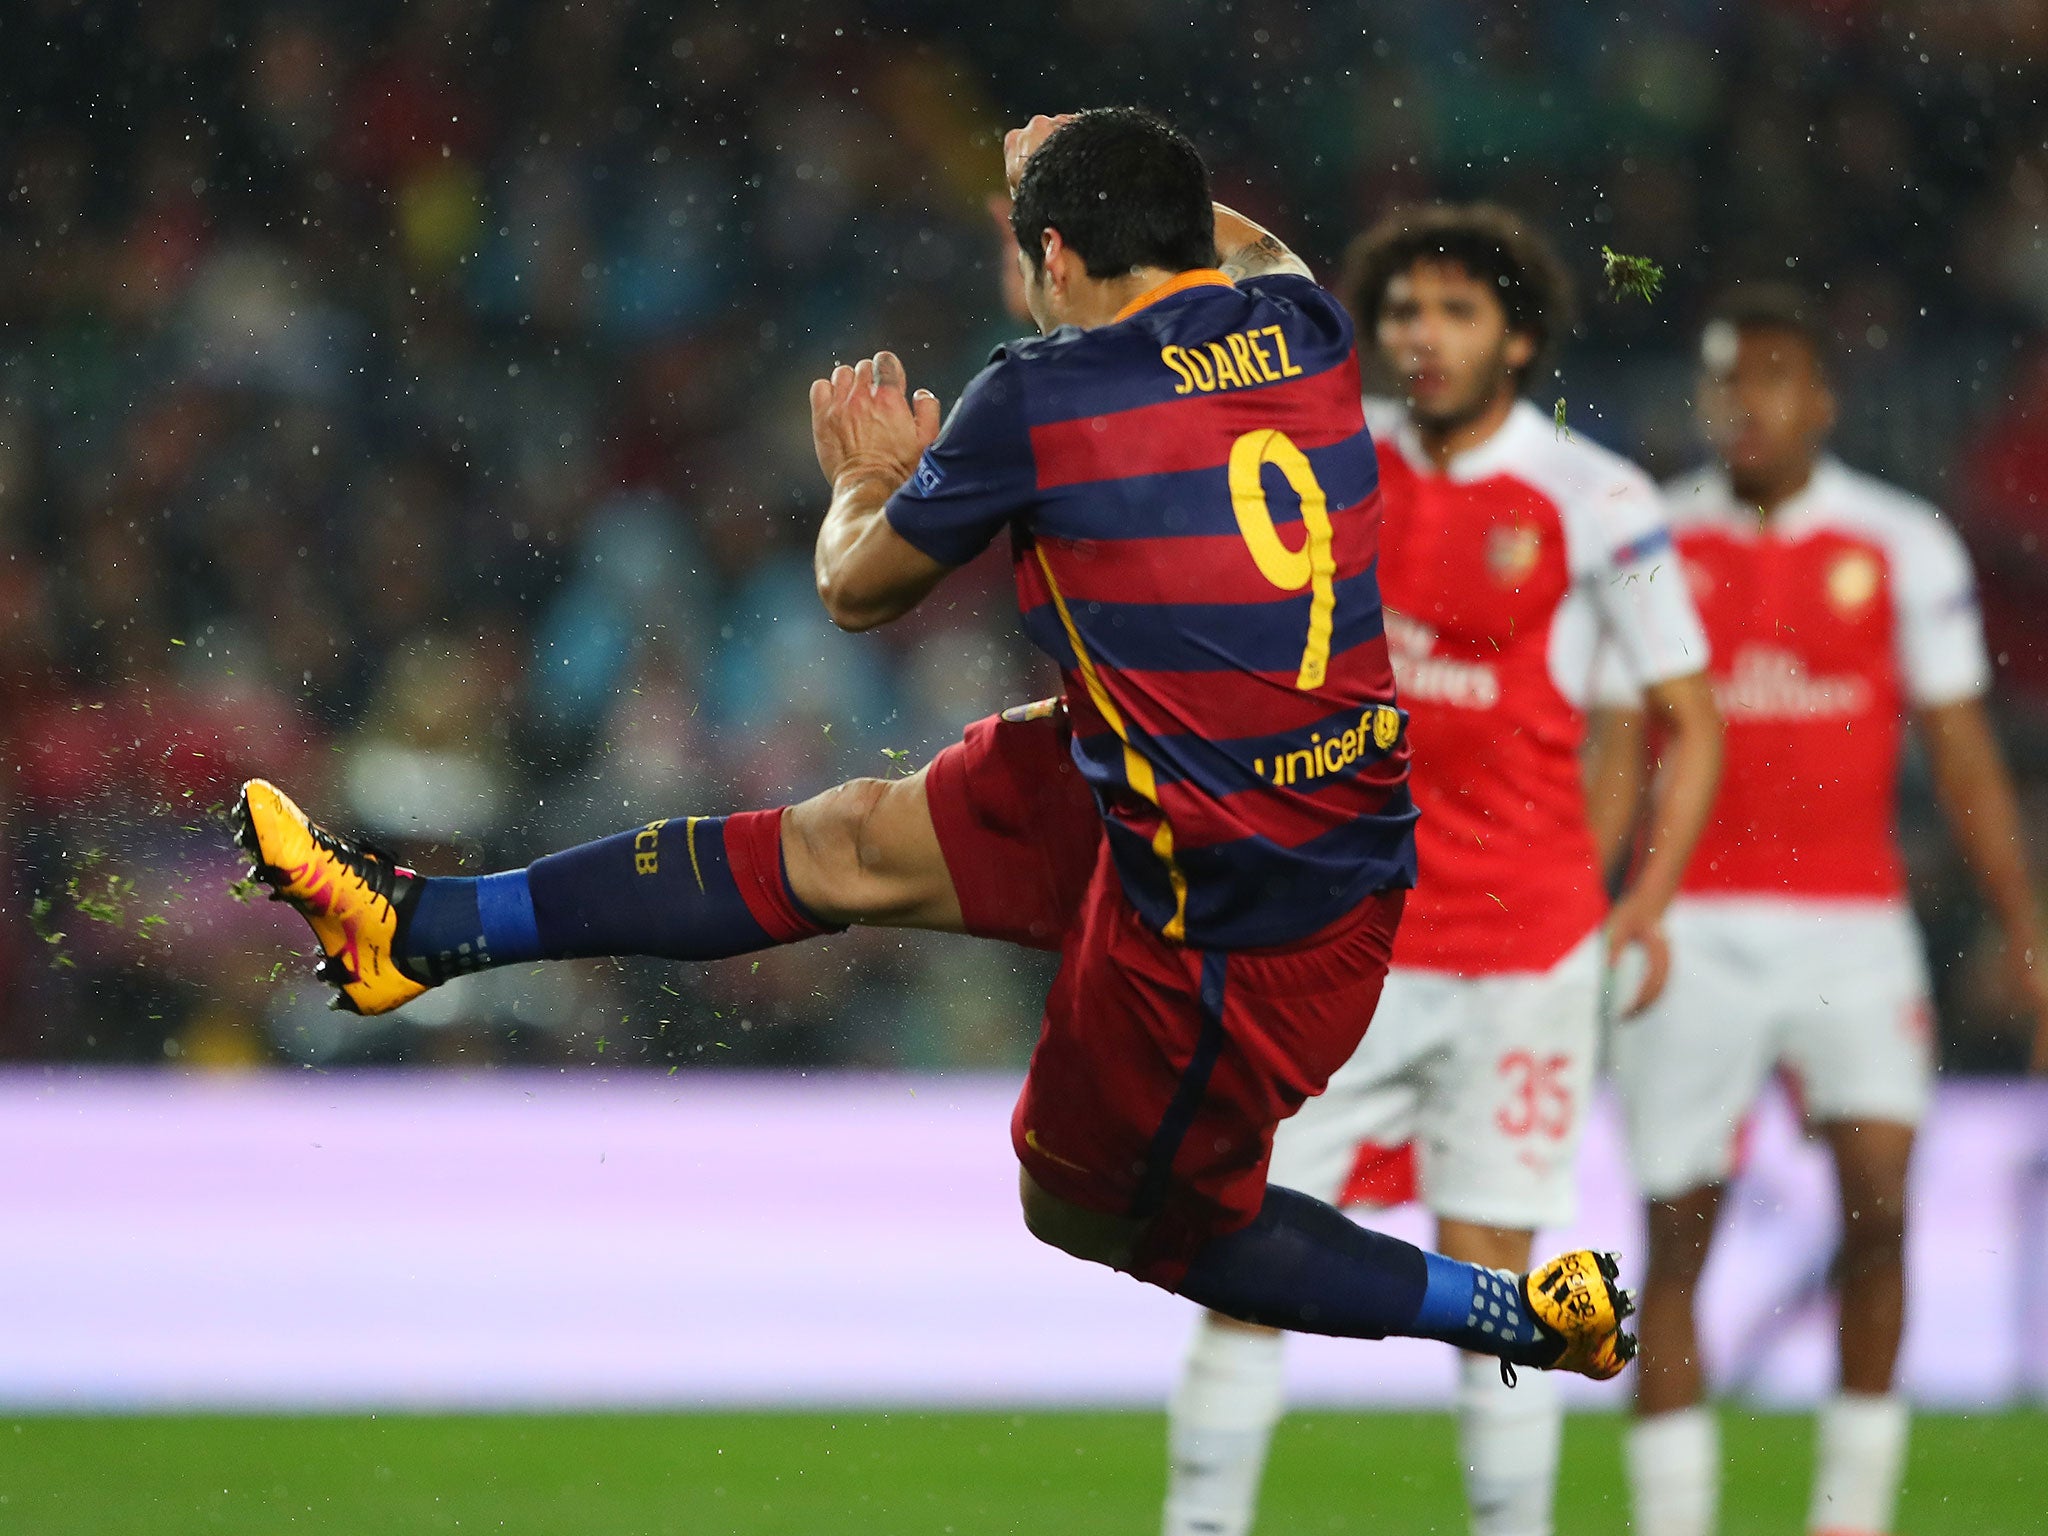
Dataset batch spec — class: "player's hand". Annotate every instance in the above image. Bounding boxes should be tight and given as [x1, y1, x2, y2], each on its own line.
[809, 350, 942, 492]
[1604, 894, 1671, 1018]
[2005, 932, 2048, 1073]
[987, 193, 1032, 323]
[1003, 113, 1076, 195]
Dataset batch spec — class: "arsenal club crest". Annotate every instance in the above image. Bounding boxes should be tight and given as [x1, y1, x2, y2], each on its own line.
[1826, 549, 1882, 616]
[1487, 523, 1543, 585]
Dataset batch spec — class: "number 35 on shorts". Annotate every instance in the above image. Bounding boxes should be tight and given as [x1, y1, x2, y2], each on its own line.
[1496, 1050, 1575, 1139]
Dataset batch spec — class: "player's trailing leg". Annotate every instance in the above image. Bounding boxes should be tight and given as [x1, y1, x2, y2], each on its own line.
[234, 778, 862, 1015]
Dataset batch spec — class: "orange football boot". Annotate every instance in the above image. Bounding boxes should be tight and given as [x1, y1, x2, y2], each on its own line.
[232, 778, 428, 1015]
[1521, 1248, 1638, 1380]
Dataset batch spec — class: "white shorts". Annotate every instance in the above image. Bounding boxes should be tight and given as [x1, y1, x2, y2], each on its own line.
[1610, 898, 1936, 1201]
[1268, 931, 1603, 1231]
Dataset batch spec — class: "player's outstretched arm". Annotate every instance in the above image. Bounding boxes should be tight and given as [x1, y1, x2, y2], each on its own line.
[1583, 705, 1649, 883]
[810, 350, 949, 632]
[1605, 670, 1723, 1014]
[1214, 203, 1313, 283]
[1919, 697, 2048, 1071]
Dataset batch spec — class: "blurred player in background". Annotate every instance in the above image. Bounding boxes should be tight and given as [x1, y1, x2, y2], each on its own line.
[1162, 205, 1722, 1536]
[1609, 287, 2048, 1536]
[234, 111, 1637, 1381]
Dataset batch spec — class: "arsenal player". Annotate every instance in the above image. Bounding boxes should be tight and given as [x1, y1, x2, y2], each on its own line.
[1164, 204, 1723, 1536]
[1611, 286, 2048, 1536]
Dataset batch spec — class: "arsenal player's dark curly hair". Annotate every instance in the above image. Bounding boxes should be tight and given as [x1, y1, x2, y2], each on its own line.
[1340, 203, 1574, 382]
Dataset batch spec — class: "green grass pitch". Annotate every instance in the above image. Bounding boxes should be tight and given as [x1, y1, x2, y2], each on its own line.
[2, 1409, 2041, 1534]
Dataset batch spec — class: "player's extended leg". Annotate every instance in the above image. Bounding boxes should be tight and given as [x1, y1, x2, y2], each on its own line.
[1627, 1184, 1725, 1536]
[1809, 1118, 1914, 1536]
[233, 771, 961, 1015]
[1438, 1220, 1560, 1536]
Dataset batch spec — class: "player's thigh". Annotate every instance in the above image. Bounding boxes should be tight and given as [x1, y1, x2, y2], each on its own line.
[1266, 967, 1433, 1204]
[925, 700, 1101, 949]
[1422, 933, 1602, 1231]
[1014, 883, 1403, 1286]
[1779, 906, 1936, 1132]
[1609, 904, 1778, 1202]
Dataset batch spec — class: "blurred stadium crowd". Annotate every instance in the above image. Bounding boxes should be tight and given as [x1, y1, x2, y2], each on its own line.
[4, 0, 2048, 1071]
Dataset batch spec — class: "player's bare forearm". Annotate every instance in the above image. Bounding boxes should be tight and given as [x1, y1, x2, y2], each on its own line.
[813, 474, 948, 632]
[1214, 203, 1313, 283]
[1583, 707, 1648, 883]
[1614, 672, 1723, 926]
[1922, 699, 2041, 935]
[809, 351, 948, 632]
[1920, 698, 2048, 1068]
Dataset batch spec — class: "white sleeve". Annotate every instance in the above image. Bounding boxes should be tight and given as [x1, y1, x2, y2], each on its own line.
[1570, 470, 1710, 692]
[1893, 512, 1991, 706]
[1587, 637, 1646, 709]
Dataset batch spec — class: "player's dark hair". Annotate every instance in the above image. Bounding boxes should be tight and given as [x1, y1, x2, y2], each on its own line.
[1010, 108, 1218, 279]
[1339, 203, 1573, 380]
[1701, 283, 1831, 375]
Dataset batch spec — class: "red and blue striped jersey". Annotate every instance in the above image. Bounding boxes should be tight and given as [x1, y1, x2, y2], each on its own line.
[886, 269, 1414, 950]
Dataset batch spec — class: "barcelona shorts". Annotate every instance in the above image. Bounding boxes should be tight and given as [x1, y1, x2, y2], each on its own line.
[925, 701, 1405, 1286]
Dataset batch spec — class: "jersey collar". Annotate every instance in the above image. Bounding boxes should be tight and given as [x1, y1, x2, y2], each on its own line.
[1111, 268, 1235, 324]
[1386, 397, 1547, 483]
[1692, 455, 1847, 534]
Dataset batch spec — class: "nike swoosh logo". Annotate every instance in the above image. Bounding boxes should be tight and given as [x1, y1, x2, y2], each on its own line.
[1024, 1129, 1090, 1174]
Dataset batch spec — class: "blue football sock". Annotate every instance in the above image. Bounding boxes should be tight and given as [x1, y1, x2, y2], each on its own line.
[1174, 1185, 1551, 1361]
[396, 810, 833, 984]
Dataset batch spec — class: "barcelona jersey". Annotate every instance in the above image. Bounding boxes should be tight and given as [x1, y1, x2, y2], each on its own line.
[886, 269, 1414, 951]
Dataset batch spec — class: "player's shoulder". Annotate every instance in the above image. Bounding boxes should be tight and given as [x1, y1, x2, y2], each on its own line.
[1495, 400, 1661, 516]
[1657, 466, 1744, 535]
[1801, 458, 1962, 555]
[1362, 395, 1412, 450]
[1233, 270, 1352, 331]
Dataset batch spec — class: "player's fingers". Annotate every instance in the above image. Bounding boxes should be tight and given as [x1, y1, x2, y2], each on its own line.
[830, 363, 856, 405]
[872, 350, 908, 397]
[809, 376, 832, 415]
[911, 388, 942, 445]
[1626, 927, 1672, 1017]
[852, 357, 875, 398]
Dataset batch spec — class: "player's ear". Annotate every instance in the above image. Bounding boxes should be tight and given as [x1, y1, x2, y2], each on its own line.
[1810, 365, 1839, 441]
[1041, 228, 1070, 295]
[1505, 330, 1538, 376]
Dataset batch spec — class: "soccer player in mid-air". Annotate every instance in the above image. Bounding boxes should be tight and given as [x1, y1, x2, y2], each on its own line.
[234, 111, 1636, 1381]
[1161, 206, 1722, 1536]
[1609, 287, 2048, 1536]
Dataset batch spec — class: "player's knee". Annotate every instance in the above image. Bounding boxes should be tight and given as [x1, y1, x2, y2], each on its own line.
[1839, 1196, 1907, 1266]
[1018, 1175, 1082, 1253]
[1017, 1172, 1134, 1267]
[1644, 1198, 1718, 1288]
[844, 775, 902, 878]
[789, 778, 891, 915]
